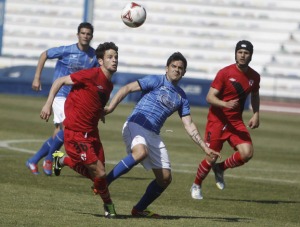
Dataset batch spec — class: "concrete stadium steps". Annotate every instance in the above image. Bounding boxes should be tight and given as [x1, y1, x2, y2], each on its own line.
[1, 0, 300, 100]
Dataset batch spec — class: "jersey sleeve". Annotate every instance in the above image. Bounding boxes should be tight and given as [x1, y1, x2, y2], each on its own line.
[46, 46, 65, 59]
[178, 96, 190, 118]
[138, 75, 161, 91]
[211, 69, 225, 91]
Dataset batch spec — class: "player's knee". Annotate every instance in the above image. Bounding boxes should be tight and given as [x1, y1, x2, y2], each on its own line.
[157, 175, 172, 188]
[242, 149, 254, 162]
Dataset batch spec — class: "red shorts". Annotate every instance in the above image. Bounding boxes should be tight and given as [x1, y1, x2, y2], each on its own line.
[205, 120, 252, 152]
[64, 128, 105, 166]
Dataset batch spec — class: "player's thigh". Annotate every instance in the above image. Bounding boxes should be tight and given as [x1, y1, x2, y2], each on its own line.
[146, 134, 170, 170]
[205, 121, 226, 152]
[52, 97, 66, 124]
[122, 121, 149, 161]
[64, 129, 98, 165]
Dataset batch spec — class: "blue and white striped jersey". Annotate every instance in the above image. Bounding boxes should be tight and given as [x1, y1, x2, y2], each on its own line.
[47, 43, 99, 97]
[128, 75, 191, 134]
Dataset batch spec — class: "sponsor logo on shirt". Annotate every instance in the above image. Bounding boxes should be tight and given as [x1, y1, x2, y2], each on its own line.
[97, 85, 103, 90]
[229, 78, 236, 82]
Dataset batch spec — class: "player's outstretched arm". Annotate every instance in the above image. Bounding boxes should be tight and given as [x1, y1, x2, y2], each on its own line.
[40, 75, 73, 122]
[181, 115, 221, 160]
[104, 81, 141, 115]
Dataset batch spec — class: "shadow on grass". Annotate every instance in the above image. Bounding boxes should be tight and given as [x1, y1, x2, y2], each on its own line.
[211, 198, 299, 204]
[79, 212, 252, 222]
[59, 175, 152, 181]
[118, 176, 153, 181]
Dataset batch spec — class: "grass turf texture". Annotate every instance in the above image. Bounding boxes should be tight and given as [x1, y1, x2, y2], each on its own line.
[0, 94, 299, 227]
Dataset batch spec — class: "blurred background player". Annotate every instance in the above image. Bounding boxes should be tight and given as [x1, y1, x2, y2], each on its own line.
[26, 22, 99, 176]
[40, 42, 118, 218]
[190, 40, 260, 199]
[103, 52, 219, 217]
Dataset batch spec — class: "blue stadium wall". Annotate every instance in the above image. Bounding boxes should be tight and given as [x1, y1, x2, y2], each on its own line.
[0, 65, 250, 108]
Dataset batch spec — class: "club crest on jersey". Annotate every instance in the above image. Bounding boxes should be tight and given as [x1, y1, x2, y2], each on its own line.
[249, 80, 254, 86]
[160, 94, 176, 110]
[97, 85, 103, 90]
[80, 153, 86, 161]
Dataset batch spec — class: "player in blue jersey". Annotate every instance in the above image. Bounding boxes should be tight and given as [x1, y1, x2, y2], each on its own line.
[26, 22, 99, 176]
[104, 52, 220, 218]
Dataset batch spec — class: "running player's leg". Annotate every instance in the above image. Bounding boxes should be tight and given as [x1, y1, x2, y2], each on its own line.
[106, 122, 147, 185]
[191, 121, 224, 197]
[132, 136, 170, 218]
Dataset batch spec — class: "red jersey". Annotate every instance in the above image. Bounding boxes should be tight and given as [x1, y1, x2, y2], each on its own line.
[207, 64, 260, 123]
[64, 67, 113, 132]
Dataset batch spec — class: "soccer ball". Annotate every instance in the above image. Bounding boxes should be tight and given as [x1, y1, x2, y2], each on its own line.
[121, 2, 147, 28]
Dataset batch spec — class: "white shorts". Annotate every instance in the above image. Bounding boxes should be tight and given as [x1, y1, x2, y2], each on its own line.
[122, 121, 171, 170]
[52, 97, 66, 124]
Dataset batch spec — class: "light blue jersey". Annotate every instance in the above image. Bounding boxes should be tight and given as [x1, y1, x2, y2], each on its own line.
[47, 43, 99, 97]
[128, 75, 191, 134]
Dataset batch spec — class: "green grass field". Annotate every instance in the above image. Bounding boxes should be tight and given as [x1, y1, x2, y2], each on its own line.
[0, 94, 299, 227]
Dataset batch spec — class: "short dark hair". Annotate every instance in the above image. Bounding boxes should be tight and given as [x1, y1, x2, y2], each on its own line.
[95, 42, 118, 59]
[166, 52, 187, 71]
[77, 22, 94, 34]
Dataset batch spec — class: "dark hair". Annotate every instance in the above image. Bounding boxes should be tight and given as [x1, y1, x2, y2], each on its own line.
[95, 42, 118, 59]
[77, 22, 94, 34]
[166, 52, 187, 70]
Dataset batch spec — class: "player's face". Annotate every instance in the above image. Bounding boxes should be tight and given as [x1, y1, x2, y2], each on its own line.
[77, 28, 93, 46]
[100, 49, 118, 73]
[235, 49, 252, 68]
[166, 60, 186, 84]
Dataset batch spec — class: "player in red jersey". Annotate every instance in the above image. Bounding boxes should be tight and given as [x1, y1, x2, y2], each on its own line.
[191, 40, 260, 199]
[40, 42, 118, 218]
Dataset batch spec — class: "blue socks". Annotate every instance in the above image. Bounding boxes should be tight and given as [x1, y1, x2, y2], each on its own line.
[106, 154, 136, 185]
[29, 137, 53, 164]
[45, 129, 64, 161]
[28, 129, 64, 164]
[134, 180, 165, 211]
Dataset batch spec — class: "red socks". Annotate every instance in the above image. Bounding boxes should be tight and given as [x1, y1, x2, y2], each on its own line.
[94, 177, 112, 204]
[194, 159, 212, 185]
[219, 151, 245, 170]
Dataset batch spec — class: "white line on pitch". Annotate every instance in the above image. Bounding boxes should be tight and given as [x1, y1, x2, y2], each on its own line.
[0, 139, 299, 185]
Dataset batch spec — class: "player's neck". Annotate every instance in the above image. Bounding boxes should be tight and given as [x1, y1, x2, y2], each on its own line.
[236, 63, 249, 73]
[77, 43, 90, 52]
[101, 67, 114, 81]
